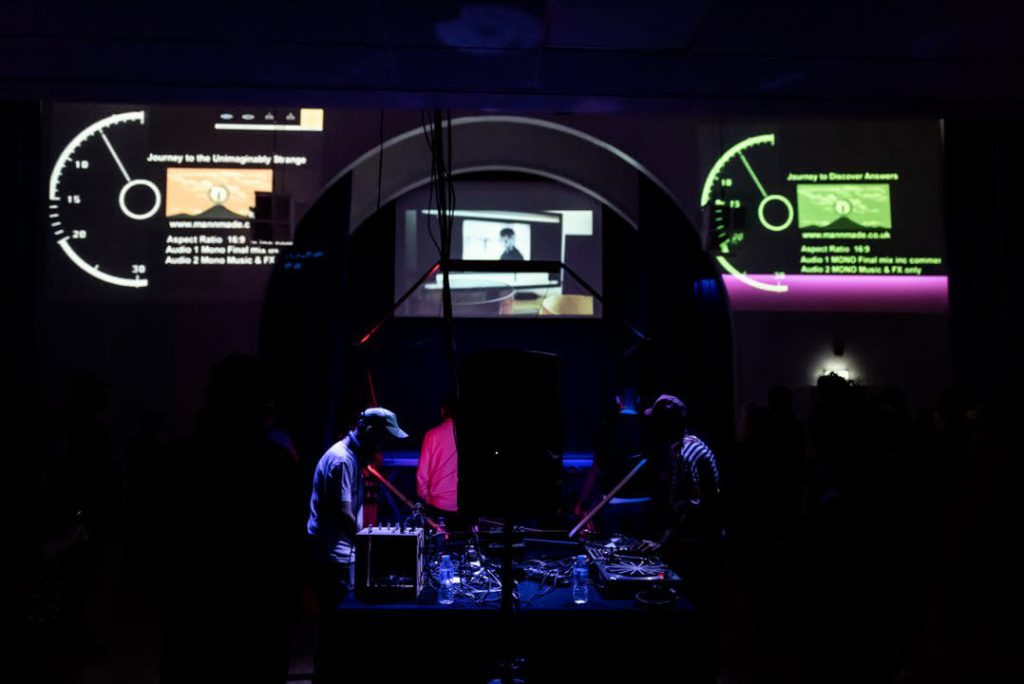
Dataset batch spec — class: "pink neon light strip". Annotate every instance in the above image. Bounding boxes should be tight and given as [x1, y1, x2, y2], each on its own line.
[722, 275, 948, 312]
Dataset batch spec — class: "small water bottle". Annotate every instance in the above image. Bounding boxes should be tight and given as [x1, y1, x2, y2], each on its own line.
[438, 554, 455, 605]
[572, 555, 589, 605]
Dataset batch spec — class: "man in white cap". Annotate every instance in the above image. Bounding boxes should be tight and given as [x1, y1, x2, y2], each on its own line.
[307, 407, 408, 608]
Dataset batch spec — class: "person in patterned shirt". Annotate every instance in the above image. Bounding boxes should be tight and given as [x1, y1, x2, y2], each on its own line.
[642, 394, 722, 607]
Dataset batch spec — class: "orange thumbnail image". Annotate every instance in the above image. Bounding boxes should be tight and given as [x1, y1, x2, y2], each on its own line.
[165, 167, 273, 219]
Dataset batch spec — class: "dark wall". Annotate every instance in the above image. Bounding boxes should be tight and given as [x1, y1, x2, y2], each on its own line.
[3, 2, 1021, 112]
[730, 111, 1024, 415]
[266, 171, 734, 458]
[733, 310, 952, 416]
[945, 119, 1024, 401]
[14, 101, 968, 464]
[1, 101, 39, 397]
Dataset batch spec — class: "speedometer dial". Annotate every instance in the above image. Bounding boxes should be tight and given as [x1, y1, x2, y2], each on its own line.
[701, 133, 793, 294]
[48, 110, 158, 288]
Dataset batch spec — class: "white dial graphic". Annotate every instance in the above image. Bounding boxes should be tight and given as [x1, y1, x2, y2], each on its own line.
[49, 110, 158, 288]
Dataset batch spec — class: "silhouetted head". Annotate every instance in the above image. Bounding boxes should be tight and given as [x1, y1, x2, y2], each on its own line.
[354, 407, 408, 454]
[816, 372, 849, 403]
[644, 394, 688, 444]
[440, 391, 457, 420]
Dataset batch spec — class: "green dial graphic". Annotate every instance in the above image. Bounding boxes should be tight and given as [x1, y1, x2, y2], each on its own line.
[701, 133, 791, 293]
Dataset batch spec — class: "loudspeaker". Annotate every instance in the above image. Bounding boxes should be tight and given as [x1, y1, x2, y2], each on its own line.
[456, 350, 563, 523]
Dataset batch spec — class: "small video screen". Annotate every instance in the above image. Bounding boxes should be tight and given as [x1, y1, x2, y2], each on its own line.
[394, 181, 602, 318]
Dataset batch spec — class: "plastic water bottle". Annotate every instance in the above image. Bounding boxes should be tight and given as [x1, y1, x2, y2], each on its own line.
[572, 555, 589, 605]
[438, 554, 455, 605]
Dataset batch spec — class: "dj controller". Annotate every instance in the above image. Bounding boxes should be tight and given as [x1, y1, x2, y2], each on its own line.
[583, 535, 682, 598]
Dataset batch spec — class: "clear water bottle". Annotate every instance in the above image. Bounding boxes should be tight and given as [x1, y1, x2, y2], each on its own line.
[572, 555, 589, 605]
[438, 554, 455, 605]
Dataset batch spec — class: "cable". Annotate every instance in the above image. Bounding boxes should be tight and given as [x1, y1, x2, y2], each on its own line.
[376, 107, 384, 213]
[419, 111, 441, 255]
[425, 109, 459, 407]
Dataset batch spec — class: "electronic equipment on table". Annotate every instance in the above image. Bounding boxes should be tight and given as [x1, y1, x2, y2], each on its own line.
[355, 523, 425, 601]
[584, 535, 682, 599]
[353, 525, 681, 604]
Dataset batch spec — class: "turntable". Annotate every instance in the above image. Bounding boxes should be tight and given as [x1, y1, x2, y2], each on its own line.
[584, 536, 682, 598]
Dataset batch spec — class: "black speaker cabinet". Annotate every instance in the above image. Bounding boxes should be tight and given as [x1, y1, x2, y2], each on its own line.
[456, 350, 563, 523]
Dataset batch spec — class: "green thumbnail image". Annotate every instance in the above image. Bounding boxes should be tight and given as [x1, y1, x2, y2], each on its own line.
[796, 184, 892, 229]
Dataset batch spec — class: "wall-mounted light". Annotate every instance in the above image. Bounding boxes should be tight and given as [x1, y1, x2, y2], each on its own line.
[812, 343, 858, 384]
[832, 334, 845, 357]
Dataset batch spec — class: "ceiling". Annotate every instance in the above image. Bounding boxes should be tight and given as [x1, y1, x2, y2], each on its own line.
[1, 0, 1021, 113]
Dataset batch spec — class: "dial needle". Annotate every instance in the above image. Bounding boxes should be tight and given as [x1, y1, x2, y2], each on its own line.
[100, 131, 132, 182]
[738, 151, 767, 199]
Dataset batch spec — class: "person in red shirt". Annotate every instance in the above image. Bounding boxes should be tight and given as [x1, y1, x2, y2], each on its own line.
[417, 397, 460, 527]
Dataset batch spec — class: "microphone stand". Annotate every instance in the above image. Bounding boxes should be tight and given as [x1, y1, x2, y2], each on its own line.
[569, 458, 648, 538]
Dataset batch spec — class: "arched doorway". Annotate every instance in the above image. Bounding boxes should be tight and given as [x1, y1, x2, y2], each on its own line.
[260, 116, 733, 461]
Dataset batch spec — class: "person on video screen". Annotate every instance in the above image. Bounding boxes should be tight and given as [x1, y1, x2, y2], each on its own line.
[499, 227, 524, 261]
